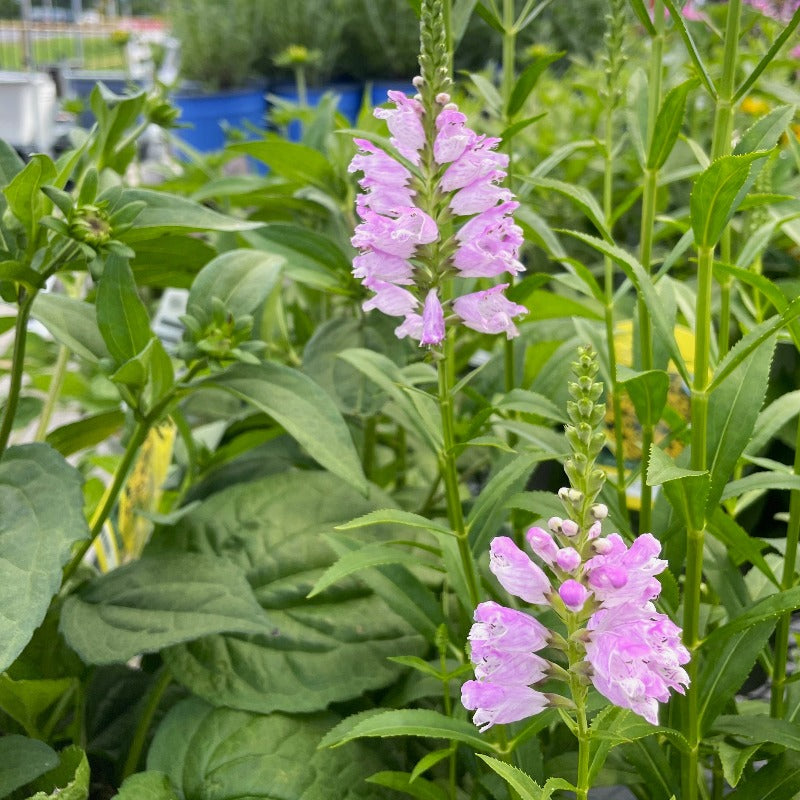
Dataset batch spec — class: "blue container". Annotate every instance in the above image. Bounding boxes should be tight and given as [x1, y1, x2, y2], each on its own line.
[172, 85, 266, 153]
[369, 80, 416, 107]
[269, 83, 362, 142]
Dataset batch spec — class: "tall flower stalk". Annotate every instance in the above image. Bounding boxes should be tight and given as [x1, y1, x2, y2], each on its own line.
[349, 0, 528, 608]
[461, 347, 689, 800]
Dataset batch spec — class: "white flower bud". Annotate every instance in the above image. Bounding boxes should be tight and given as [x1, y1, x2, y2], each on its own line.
[591, 503, 609, 520]
[436, 92, 450, 104]
[548, 516, 563, 533]
[561, 519, 579, 537]
[592, 537, 612, 554]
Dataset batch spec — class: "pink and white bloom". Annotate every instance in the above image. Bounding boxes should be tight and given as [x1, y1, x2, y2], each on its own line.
[373, 91, 426, 164]
[469, 601, 549, 652]
[453, 284, 527, 339]
[361, 279, 418, 317]
[489, 537, 552, 605]
[526, 526, 558, 565]
[559, 579, 591, 612]
[420, 289, 446, 346]
[461, 681, 549, 731]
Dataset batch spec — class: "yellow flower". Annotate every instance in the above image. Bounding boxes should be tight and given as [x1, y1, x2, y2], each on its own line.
[740, 96, 771, 115]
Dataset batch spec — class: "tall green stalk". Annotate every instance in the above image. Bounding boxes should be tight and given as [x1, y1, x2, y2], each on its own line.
[770, 414, 800, 717]
[636, 0, 664, 535]
[0, 290, 35, 454]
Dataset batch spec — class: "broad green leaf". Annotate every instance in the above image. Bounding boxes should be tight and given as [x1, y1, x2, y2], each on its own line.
[507, 52, 564, 117]
[0, 735, 58, 797]
[115, 772, 180, 800]
[336, 508, 453, 538]
[647, 79, 698, 170]
[620, 370, 670, 428]
[660, 0, 715, 95]
[477, 755, 570, 800]
[59, 553, 270, 664]
[31, 294, 110, 363]
[452, 0, 479, 46]
[727, 751, 800, 800]
[96, 254, 152, 365]
[746, 390, 800, 457]
[120, 188, 262, 241]
[409, 748, 455, 782]
[0, 675, 76, 737]
[713, 715, 800, 751]
[204, 362, 367, 494]
[308, 538, 440, 597]
[707, 508, 776, 586]
[149, 472, 425, 713]
[24, 745, 89, 800]
[698, 621, 775, 734]
[3, 154, 56, 238]
[690, 152, 769, 248]
[620, 739, 676, 800]
[0, 139, 25, 184]
[524, 177, 610, 241]
[721, 471, 800, 501]
[187, 249, 283, 328]
[493, 388, 568, 423]
[244, 225, 352, 291]
[627, 0, 657, 34]
[467, 72, 502, 115]
[706, 336, 776, 510]
[560, 231, 690, 384]
[717, 740, 760, 788]
[500, 113, 547, 141]
[45, 410, 125, 456]
[647, 446, 708, 532]
[321, 708, 494, 752]
[734, 105, 796, 155]
[148, 697, 395, 800]
[0, 444, 89, 672]
[474, 1, 504, 33]
[366, 772, 447, 800]
[231, 138, 340, 191]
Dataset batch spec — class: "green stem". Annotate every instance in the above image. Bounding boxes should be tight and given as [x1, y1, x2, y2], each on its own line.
[34, 344, 70, 442]
[437, 341, 480, 609]
[294, 65, 307, 107]
[62, 418, 151, 582]
[682, 243, 714, 800]
[363, 415, 377, 483]
[395, 424, 407, 490]
[770, 414, 800, 718]
[575, 704, 590, 800]
[0, 290, 35, 454]
[121, 667, 172, 779]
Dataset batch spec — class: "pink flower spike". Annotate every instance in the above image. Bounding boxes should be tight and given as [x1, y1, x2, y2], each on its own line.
[472, 647, 549, 685]
[362, 279, 418, 317]
[470, 601, 549, 652]
[453, 284, 527, 339]
[526, 526, 558, 565]
[450, 175, 513, 216]
[434, 107, 473, 164]
[461, 681, 549, 731]
[394, 313, 424, 342]
[489, 536, 551, 605]
[588, 521, 602, 540]
[441, 137, 508, 192]
[559, 579, 590, 612]
[420, 289, 446, 346]
[556, 547, 582, 573]
[374, 91, 426, 164]
[352, 251, 414, 285]
[561, 520, 579, 537]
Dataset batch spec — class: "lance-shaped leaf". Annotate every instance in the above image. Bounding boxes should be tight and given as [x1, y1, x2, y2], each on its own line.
[0, 735, 58, 797]
[507, 52, 564, 117]
[647, 79, 698, 170]
[0, 444, 89, 672]
[647, 446, 709, 533]
[620, 369, 670, 428]
[32, 294, 110, 364]
[690, 152, 769, 248]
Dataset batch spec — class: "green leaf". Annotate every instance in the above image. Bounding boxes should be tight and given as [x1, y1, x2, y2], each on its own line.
[716, 740, 760, 788]
[115, 772, 180, 800]
[96, 254, 153, 364]
[31, 294, 110, 363]
[243, 224, 352, 291]
[620, 369, 670, 428]
[727, 751, 800, 800]
[231, 138, 340, 191]
[647, 446, 709, 532]
[559, 231, 690, 385]
[0, 139, 25, 184]
[507, 52, 564, 117]
[0, 735, 58, 797]
[707, 508, 777, 586]
[706, 336, 776, 510]
[409, 748, 455, 782]
[337, 508, 453, 537]
[0, 444, 89, 672]
[660, 0, 716, 95]
[647, 79, 698, 170]
[24, 745, 89, 800]
[690, 152, 769, 248]
[0, 674, 76, 737]
[500, 113, 547, 141]
[366, 772, 447, 800]
[627, 0, 657, 34]
[308, 538, 439, 598]
[149, 472, 425, 713]
[698, 621, 775, 734]
[147, 697, 394, 800]
[721, 471, 800, 501]
[204, 362, 367, 494]
[3, 154, 56, 238]
[493, 389, 567, 423]
[475, 1, 504, 33]
[452, 0, 479, 45]
[713, 715, 800, 751]
[477, 755, 570, 800]
[524, 177, 610, 241]
[620, 739, 676, 800]
[120, 188, 262, 241]
[734, 105, 796, 155]
[322, 708, 494, 752]
[466, 72, 503, 115]
[59, 553, 270, 664]
[187, 249, 283, 328]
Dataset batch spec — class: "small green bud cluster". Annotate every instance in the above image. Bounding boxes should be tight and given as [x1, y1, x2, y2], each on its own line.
[600, 0, 628, 109]
[178, 297, 265, 366]
[417, 0, 452, 114]
[563, 346, 608, 528]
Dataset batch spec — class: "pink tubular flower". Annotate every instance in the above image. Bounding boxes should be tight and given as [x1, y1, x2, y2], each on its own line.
[585, 533, 666, 607]
[361, 279, 418, 317]
[559, 579, 590, 611]
[352, 207, 438, 259]
[469, 601, 549, 652]
[453, 284, 527, 339]
[453, 203, 525, 278]
[420, 289, 445, 346]
[433, 108, 474, 163]
[489, 537, 551, 605]
[373, 91, 426, 164]
[556, 547, 582, 573]
[586, 605, 690, 725]
[472, 647, 549, 684]
[526, 526, 558, 565]
[352, 251, 414, 285]
[461, 681, 549, 731]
